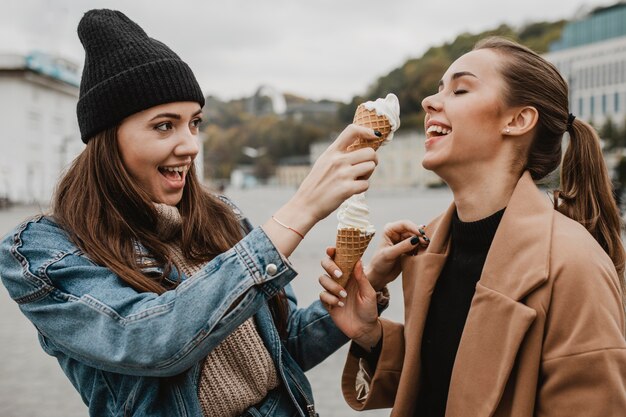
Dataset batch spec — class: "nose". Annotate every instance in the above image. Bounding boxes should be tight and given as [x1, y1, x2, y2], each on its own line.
[421, 92, 442, 114]
[175, 129, 200, 158]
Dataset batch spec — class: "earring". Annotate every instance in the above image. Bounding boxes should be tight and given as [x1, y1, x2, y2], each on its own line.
[504, 128, 511, 134]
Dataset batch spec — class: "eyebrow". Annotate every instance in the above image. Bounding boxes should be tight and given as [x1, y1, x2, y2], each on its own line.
[149, 109, 203, 121]
[438, 71, 478, 88]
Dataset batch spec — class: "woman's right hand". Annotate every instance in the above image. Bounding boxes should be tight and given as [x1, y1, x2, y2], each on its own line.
[262, 125, 379, 257]
[281, 125, 380, 227]
[295, 124, 380, 221]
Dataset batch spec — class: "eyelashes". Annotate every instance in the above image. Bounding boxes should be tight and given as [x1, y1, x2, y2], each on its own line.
[154, 118, 203, 132]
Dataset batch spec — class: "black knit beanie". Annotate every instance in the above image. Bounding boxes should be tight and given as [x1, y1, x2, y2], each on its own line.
[76, 9, 205, 143]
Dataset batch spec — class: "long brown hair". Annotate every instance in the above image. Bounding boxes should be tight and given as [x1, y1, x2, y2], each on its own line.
[53, 126, 289, 335]
[474, 37, 625, 292]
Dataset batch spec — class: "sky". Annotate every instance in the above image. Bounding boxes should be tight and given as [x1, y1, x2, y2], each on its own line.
[0, 0, 617, 102]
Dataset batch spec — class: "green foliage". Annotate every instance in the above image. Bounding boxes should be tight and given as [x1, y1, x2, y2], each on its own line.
[601, 117, 619, 149]
[601, 116, 626, 151]
[519, 20, 566, 53]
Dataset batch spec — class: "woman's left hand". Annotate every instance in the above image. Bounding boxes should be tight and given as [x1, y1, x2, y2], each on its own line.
[319, 260, 381, 349]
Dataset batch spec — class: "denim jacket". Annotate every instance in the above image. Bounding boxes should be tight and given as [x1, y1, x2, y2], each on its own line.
[0, 200, 349, 417]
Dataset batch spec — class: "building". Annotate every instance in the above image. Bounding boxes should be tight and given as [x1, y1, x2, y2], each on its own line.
[0, 52, 82, 204]
[275, 155, 310, 188]
[543, 2, 626, 127]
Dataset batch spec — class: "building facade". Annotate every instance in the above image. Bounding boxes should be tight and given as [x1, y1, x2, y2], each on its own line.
[0, 52, 82, 204]
[543, 3, 626, 127]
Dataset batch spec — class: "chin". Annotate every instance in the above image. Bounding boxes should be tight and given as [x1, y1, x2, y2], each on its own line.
[156, 195, 183, 206]
[422, 155, 441, 172]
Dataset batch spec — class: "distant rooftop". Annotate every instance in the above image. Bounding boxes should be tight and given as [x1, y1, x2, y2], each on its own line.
[550, 2, 626, 51]
[0, 51, 80, 87]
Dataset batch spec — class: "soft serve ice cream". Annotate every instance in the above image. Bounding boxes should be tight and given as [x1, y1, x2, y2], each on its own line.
[337, 192, 375, 234]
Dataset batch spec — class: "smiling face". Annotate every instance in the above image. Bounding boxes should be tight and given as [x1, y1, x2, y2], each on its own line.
[117, 102, 202, 206]
[421, 49, 516, 182]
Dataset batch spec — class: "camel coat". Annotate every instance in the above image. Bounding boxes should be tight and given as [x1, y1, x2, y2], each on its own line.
[342, 172, 626, 416]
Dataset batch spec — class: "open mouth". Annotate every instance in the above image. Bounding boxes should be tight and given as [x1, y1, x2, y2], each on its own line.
[426, 124, 452, 138]
[158, 165, 189, 182]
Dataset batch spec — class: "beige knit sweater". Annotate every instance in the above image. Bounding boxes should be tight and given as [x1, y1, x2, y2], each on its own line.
[155, 204, 280, 416]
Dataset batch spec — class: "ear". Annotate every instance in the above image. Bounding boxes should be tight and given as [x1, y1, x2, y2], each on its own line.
[501, 106, 538, 137]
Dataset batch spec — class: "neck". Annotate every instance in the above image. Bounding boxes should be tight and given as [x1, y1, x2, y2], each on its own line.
[446, 169, 520, 222]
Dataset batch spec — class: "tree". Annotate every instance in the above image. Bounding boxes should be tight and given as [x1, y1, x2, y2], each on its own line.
[601, 117, 619, 150]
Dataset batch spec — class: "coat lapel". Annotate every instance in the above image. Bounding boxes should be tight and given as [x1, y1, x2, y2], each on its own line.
[446, 172, 554, 417]
[391, 205, 455, 416]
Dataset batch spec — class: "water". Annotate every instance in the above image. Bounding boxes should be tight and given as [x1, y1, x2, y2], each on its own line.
[0, 186, 452, 417]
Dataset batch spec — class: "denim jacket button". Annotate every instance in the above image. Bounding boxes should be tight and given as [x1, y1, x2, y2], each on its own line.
[265, 263, 278, 276]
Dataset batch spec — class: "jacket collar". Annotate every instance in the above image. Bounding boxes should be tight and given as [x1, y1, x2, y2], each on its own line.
[479, 171, 553, 300]
[423, 171, 553, 300]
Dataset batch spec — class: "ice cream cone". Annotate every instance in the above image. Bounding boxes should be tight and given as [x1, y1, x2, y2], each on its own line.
[334, 228, 374, 287]
[348, 104, 392, 151]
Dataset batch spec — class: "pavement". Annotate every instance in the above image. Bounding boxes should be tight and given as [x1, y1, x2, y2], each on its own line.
[0, 186, 452, 417]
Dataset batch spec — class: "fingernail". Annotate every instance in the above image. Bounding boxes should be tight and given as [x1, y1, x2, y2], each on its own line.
[410, 236, 420, 245]
[334, 270, 343, 278]
[374, 130, 382, 137]
[423, 236, 430, 243]
[338, 301, 345, 307]
[418, 228, 426, 236]
[339, 290, 348, 298]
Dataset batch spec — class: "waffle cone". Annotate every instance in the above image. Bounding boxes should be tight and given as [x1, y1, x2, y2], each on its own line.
[348, 104, 392, 151]
[334, 228, 374, 287]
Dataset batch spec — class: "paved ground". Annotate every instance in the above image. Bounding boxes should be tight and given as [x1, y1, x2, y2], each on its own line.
[0, 186, 452, 417]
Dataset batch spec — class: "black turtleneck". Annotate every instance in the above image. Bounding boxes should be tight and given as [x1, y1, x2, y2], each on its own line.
[416, 208, 505, 417]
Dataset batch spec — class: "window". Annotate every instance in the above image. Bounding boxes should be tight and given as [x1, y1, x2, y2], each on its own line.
[590, 96, 595, 116]
[579, 97, 584, 117]
[602, 94, 607, 114]
[27, 111, 41, 131]
[616, 92, 620, 113]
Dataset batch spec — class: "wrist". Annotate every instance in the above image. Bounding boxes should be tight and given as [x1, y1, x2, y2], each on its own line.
[364, 265, 385, 291]
[354, 319, 382, 351]
[275, 198, 317, 235]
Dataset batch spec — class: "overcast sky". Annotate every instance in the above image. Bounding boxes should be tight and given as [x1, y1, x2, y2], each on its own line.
[0, 0, 616, 102]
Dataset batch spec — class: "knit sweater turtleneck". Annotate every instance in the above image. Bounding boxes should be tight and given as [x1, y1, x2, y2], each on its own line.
[416, 207, 505, 417]
[154, 204, 279, 416]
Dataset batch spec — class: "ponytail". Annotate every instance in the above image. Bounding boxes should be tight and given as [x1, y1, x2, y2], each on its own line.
[557, 118, 625, 289]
